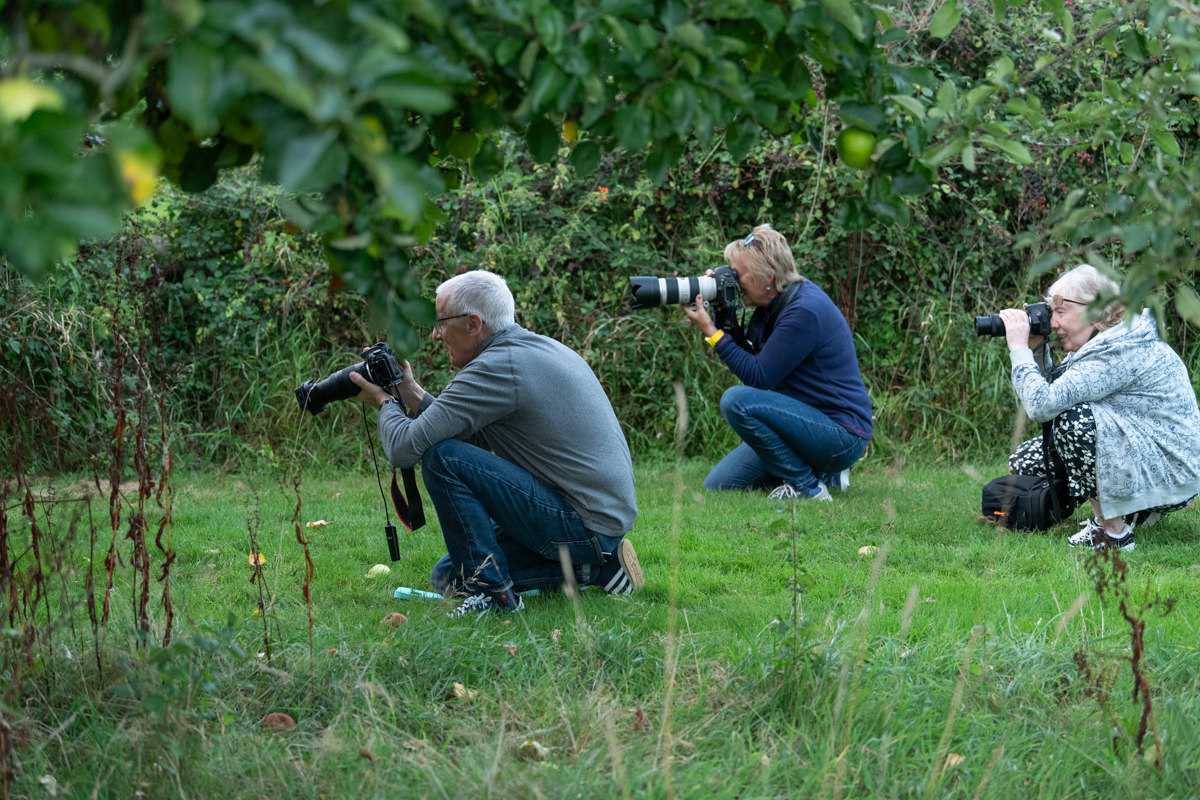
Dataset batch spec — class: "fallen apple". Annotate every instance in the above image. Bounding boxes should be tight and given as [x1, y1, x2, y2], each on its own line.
[261, 712, 296, 733]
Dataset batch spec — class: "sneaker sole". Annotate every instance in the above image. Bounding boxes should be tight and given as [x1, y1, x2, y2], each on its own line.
[619, 539, 644, 591]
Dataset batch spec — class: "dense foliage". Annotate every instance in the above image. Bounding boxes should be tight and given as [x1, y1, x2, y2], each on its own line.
[5, 0, 1200, 471]
[1, 0, 1058, 348]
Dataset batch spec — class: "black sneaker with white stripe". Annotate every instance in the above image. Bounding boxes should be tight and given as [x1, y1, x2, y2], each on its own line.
[447, 587, 525, 617]
[594, 539, 644, 595]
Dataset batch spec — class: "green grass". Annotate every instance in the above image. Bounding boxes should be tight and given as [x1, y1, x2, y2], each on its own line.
[9, 460, 1200, 799]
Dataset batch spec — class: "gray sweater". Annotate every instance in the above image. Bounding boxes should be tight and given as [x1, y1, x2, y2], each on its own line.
[1011, 310, 1200, 518]
[377, 327, 638, 537]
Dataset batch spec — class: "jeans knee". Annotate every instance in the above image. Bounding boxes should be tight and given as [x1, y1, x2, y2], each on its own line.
[719, 385, 756, 421]
[430, 554, 456, 595]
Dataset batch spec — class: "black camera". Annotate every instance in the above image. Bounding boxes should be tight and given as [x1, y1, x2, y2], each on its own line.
[975, 302, 1051, 338]
[294, 342, 403, 415]
[629, 265, 742, 310]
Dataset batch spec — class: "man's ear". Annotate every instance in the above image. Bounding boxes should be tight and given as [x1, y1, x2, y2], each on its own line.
[469, 313, 486, 335]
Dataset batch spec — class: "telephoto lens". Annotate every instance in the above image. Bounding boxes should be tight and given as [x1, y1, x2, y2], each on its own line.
[294, 342, 403, 415]
[629, 275, 717, 310]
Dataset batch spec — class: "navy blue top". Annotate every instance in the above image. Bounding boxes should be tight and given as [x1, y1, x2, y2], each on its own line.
[714, 280, 873, 438]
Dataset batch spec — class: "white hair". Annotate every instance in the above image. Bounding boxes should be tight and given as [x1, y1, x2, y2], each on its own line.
[1044, 264, 1126, 331]
[436, 270, 515, 332]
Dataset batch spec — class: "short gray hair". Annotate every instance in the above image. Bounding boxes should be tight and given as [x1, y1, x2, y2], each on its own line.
[436, 270, 516, 332]
[1045, 264, 1126, 331]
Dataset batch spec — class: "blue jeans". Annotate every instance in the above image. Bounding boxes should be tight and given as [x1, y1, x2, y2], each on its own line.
[421, 439, 622, 595]
[704, 386, 869, 491]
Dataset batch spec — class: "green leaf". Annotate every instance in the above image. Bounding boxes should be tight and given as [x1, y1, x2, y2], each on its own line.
[167, 39, 219, 135]
[977, 134, 1032, 164]
[725, 119, 760, 163]
[536, 5, 566, 54]
[278, 130, 336, 191]
[836, 102, 884, 133]
[936, 81, 958, 112]
[1029, 252, 1062, 278]
[1148, 126, 1181, 158]
[526, 118, 560, 163]
[992, 0, 1006, 18]
[519, 41, 541, 81]
[929, 0, 962, 38]
[889, 94, 925, 120]
[821, 0, 866, 40]
[570, 140, 602, 174]
[1004, 98, 1044, 124]
[891, 171, 929, 195]
[1174, 285, 1200, 326]
[471, 137, 504, 183]
[614, 105, 652, 152]
[961, 142, 976, 172]
[495, 37, 524, 66]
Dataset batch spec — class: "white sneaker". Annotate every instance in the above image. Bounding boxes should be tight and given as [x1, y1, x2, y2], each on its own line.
[767, 482, 832, 502]
[1067, 518, 1136, 551]
[837, 469, 850, 492]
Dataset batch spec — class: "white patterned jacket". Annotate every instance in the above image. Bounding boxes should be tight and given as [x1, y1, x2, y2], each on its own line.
[1010, 310, 1200, 518]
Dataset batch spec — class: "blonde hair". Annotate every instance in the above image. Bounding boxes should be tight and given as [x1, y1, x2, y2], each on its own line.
[1045, 264, 1126, 331]
[722, 224, 803, 289]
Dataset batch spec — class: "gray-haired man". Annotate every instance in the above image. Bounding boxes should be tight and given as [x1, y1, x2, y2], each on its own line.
[350, 270, 642, 615]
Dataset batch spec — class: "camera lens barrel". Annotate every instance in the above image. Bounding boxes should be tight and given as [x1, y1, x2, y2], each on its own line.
[629, 276, 717, 309]
[294, 362, 368, 415]
[974, 314, 1006, 337]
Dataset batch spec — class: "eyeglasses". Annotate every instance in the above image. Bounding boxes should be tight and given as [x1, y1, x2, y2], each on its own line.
[743, 232, 764, 252]
[434, 313, 470, 332]
[1050, 295, 1088, 312]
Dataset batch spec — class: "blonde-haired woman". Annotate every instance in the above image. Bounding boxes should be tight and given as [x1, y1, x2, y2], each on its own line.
[1002, 264, 1200, 550]
[682, 224, 873, 500]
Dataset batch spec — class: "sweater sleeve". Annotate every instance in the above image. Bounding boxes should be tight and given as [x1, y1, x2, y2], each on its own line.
[714, 304, 819, 389]
[378, 359, 516, 468]
[1010, 347, 1134, 423]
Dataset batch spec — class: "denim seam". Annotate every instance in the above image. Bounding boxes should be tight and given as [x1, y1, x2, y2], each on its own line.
[438, 454, 583, 522]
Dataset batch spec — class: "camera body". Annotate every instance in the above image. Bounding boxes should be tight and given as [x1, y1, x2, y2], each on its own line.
[629, 265, 742, 310]
[294, 342, 403, 416]
[975, 302, 1051, 338]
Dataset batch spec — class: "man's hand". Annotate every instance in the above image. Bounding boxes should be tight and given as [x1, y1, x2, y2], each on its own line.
[395, 360, 427, 411]
[998, 308, 1031, 352]
[682, 294, 719, 338]
[349, 371, 391, 408]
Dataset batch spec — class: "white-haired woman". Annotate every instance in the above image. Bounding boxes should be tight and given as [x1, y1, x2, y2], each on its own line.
[1001, 264, 1200, 550]
[681, 224, 873, 500]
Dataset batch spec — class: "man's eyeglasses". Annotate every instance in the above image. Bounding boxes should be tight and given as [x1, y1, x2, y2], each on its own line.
[1050, 295, 1088, 312]
[434, 313, 470, 332]
[743, 232, 764, 252]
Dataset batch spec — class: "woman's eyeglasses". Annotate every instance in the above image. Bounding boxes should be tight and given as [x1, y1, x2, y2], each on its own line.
[1050, 295, 1088, 312]
[743, 232, 764, 252]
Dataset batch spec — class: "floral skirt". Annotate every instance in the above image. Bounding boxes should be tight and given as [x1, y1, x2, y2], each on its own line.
[1009, 402, 1193, 519]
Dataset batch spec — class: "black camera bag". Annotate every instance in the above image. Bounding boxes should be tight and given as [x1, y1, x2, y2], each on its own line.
[981, 421, 1077, 531]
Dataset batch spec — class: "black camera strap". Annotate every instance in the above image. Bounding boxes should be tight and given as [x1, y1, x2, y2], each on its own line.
[718, 280, 804, 354]
[390, 468, 426, 531]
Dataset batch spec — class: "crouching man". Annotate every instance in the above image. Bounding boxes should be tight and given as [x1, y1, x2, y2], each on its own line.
[350, 270, 642, 616]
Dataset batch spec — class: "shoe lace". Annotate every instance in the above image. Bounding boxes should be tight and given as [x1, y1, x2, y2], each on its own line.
[768, 483, 801, 500]
[447, 593, 492, 617]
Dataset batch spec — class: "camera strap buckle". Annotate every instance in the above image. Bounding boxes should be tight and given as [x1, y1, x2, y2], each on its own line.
[390, 467, 426, 531]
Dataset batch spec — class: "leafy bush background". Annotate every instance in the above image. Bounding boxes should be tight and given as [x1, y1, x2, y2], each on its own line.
[4, 1, 1200, 472]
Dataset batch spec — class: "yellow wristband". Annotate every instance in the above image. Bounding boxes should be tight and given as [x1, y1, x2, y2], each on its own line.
[705, 330, 725, 348]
